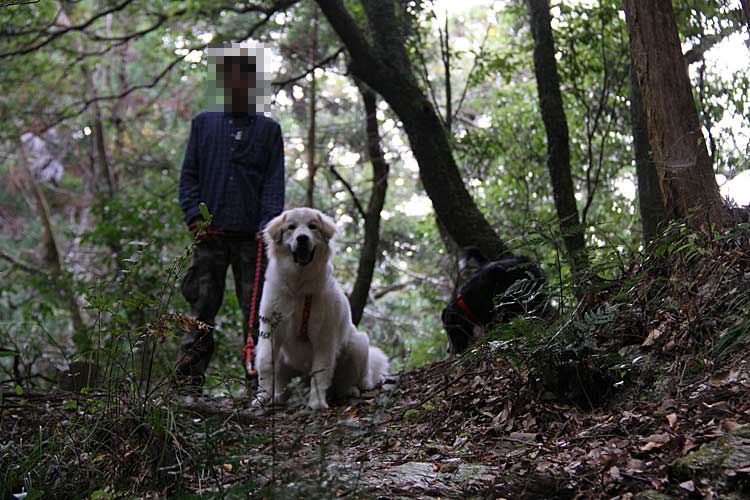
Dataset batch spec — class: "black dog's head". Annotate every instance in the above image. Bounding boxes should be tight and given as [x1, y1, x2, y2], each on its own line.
[442, 248, 549, 355]
[442, 302, 479, 354]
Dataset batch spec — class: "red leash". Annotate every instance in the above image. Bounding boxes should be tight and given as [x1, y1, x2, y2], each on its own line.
[243, 237, 264, 376]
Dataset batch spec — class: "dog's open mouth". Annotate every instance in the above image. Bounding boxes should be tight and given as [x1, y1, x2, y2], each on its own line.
[292, 246, 315, 266]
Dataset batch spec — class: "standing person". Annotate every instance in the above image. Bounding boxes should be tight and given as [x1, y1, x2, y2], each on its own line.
[176, 44, 285, 388]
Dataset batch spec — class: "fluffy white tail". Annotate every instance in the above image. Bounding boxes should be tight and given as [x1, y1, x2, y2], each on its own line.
[364, 346, 389, 389]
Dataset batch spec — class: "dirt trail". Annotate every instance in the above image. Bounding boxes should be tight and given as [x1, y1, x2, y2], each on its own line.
[174, 351, 750, 499]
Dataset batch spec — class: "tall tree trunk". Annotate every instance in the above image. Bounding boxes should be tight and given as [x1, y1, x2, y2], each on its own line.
[59, 6, 115, 198]
[741, 0, 750, 30]
[112, 41, 129, 161]
[91, 100, 115, 197]
[315, 0, 510, 260]
[629, 64, 665, 247]
[623, 0, 728, 229]
[349, 83, 389, 326]
[525, 0, 588, 272]
[305, 7, 319, 208]
[17, 145, 86, 344]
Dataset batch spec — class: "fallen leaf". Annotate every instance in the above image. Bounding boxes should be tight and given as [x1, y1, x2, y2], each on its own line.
[639, 434, 671, 452]
[709, 368, 740, 386]
[682, 438, 698, 454]
[640, 441, 664, 452]
[678, 480, 695, 492]
[667, 413, 678, 428]
[509, 432, 538, 442]
[642, 433, 670, 443]
[523, 413, 537, 429]
[609, 465, 622, 481]
[722, 419, 746, 432]
[642, 327, 663, 347]
[626, 458, 645, 472]
[386, 437, 401, 451]
[440, 460, 460, 473]
[452, 436, 468, 449]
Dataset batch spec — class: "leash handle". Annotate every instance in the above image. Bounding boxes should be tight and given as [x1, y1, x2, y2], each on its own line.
[243, 236, 264, 377]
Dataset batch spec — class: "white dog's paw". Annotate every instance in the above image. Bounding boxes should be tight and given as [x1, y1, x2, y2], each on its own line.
[251, 390, 288, 411]
[308, 393, 329, 410]
[251, 390, 270, 409]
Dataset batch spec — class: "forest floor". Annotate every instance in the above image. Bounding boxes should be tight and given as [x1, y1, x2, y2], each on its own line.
[5, 345, 750, 499]
[3, 225, 750, 499]
[166, 347, 750, 499]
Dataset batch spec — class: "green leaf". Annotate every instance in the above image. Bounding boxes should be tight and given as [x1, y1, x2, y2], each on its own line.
[199, 202, 210, 221]
[14, 384, 23, 396]
[0, 350, 17, 357]
[25, 490, 45, 500]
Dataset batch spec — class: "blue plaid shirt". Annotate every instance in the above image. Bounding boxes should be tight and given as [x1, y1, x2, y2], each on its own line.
[179, 111, 285, 233]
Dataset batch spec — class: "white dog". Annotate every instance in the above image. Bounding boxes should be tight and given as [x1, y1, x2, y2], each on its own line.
[253, 207, 389, 410]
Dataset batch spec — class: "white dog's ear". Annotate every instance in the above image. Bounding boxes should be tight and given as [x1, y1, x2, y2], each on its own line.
[315, 212, 338, 242]
[264, 213, 287, 245]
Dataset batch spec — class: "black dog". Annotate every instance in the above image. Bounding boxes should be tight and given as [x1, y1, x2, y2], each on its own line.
[442, 247, 549, 354]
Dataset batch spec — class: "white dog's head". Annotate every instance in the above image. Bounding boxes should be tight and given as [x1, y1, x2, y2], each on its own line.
[264, 208, 338, 267]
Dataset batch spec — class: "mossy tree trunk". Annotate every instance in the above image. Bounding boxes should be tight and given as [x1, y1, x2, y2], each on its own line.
[629, 63, 666, 247]
[623, 0, 729, 229]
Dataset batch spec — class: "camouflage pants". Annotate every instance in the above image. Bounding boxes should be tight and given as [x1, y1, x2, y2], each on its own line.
[175, 235, 266, 384]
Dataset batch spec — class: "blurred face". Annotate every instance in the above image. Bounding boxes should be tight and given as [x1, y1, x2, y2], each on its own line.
[219, 58, 256, 109]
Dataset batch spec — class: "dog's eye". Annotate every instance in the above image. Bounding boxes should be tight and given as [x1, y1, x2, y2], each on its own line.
[288, 224, 296, 230]
[308, 223, 317, 230]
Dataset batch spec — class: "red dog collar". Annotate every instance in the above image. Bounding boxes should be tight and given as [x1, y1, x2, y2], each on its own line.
[456, 295, 481, 325]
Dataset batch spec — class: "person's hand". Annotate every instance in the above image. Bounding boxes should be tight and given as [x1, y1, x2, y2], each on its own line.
[187, 216, 202, 234]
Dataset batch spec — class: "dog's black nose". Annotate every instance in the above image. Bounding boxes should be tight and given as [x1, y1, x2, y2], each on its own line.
[296, 234, 309, 243]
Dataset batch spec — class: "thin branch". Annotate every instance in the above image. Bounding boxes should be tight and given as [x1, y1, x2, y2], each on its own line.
[0, 0, 40, 6]
[0, 0, 135, 58]
[272, 47, 344, 88]
[328, 165, 367, 220]
[0, 249, 43, 275]
[412, 23, 445, 130]
[40, 53, 187, 133]
[81, 13, 169, 42]
[452, 25, 491, 126]
[383, 254, 443, 286]
[372, 280, 412, 299]
[213, 0, 299, 15]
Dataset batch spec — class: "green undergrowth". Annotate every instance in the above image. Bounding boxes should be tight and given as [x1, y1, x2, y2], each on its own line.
[0, 211, 240, 498]
[475, 221, 750, 409]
